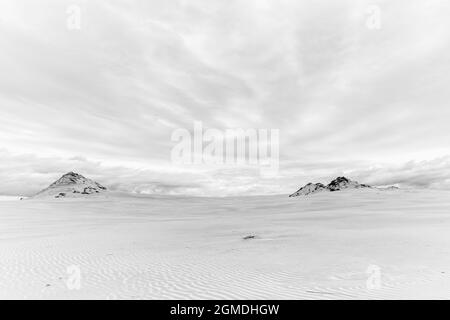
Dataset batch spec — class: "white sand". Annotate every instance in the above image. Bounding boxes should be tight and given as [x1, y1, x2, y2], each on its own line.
[1, 189, 450, 299]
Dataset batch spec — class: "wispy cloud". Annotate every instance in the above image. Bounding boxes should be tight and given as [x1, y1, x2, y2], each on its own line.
[0, 0, 449, 196]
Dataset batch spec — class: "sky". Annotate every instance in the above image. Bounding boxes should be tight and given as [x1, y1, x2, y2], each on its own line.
[1, 0, 450, 196]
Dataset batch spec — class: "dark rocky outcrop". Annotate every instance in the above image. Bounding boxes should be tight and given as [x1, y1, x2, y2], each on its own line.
[327, 177, 371, 192]
[34, 172, 107, 198]
[289, 177, 371, 197]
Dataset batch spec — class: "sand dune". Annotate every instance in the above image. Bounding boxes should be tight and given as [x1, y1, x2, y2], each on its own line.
[1, 189, 450, 299]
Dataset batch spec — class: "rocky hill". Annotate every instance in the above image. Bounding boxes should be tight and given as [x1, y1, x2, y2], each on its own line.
[288, 183, 327, 197]
[33, 172, 107, 199]
[289, 177, 371, 197]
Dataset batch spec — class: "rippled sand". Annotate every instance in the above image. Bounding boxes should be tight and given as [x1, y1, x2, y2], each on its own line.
[1, 189, 450, 299]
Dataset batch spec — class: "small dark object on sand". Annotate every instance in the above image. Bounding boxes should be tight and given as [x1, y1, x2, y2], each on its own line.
[243, 235, 256, 240]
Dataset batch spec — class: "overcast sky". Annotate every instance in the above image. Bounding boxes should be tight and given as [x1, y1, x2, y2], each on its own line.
[1, 0, 450, 196]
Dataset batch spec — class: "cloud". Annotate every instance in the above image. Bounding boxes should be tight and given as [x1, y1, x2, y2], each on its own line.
[351, 157, 450, 189]
[0, 0, 449, 195]
[0, 149, 209, 196]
